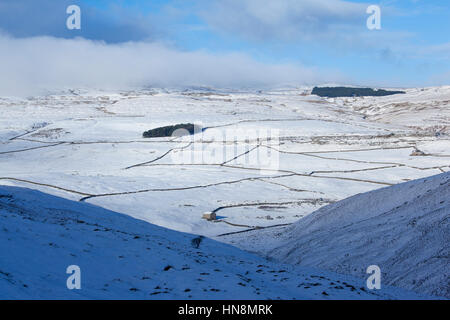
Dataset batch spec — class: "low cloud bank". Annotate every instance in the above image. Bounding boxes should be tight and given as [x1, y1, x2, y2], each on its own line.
[0, 34, 338, 96]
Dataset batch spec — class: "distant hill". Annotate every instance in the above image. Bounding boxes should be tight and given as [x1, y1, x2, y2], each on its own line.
[312, 87, 405, 97]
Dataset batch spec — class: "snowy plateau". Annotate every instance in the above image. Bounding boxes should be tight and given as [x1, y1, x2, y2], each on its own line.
[0, 86, 449, 299]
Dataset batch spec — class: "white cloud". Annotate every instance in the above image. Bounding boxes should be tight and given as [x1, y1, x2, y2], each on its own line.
[199, 0, 369, 42]
[0, 34, 342, 96]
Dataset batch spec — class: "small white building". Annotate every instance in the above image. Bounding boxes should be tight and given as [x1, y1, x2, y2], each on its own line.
[202, 212, 217, 221]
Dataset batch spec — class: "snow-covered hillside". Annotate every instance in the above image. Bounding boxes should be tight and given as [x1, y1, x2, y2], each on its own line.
[1, 87, 448, 240]
[0, 185, 426, 299]
[0, 86, 449, 299]
[266, 172, 449, 298]
[336, 86, 450, 133]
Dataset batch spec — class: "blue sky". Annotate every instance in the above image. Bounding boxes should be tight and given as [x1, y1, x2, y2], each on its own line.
[0, 0, 449, 93]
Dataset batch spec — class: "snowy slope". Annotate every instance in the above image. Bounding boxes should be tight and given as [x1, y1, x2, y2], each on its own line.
[268, 172, 450, 298]
[338, 86, 450, 132]
[0, 87, 449, 299]
[0, 185, 426, 300]
[1, 87, 448, 240]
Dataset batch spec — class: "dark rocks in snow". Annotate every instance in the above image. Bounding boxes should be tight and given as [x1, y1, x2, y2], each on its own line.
[191, 236, 204, 249]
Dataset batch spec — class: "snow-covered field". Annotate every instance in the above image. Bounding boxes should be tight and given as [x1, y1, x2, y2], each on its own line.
[0, 86, 449, 299]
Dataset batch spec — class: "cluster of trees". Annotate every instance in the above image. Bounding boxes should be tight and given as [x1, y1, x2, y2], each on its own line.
[142, 123, 202, 138]
[312, 87, 405, 98]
